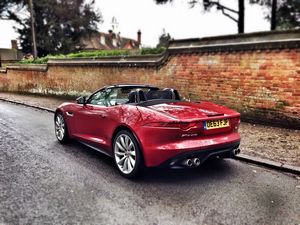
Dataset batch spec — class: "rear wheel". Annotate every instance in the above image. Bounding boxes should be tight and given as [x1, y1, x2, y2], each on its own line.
[113, 130, 144, 178]
[54, 112, 69, 144]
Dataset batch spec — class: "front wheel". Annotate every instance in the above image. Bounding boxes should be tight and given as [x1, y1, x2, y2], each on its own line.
[54, 112, 69, 144]
[113, 130, 144, 178]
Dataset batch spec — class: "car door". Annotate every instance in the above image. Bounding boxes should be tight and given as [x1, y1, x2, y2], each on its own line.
[74, 88, 118, 151]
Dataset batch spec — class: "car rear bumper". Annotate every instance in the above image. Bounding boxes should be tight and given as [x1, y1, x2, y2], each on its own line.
[140, 131, 241, 167]
[158, 141, 240, 168]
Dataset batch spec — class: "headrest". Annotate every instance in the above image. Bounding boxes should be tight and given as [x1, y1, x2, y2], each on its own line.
[146, 89, 180, 100]
[128, 89, 146, 103]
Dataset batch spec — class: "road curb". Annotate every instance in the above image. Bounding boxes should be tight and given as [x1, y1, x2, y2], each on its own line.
[235, 154, 300, 175]
[1, 97, 299, 175]
[0, 98, 55, 113]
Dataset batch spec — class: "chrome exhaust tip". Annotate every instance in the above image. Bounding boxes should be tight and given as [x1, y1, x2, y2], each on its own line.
[182, 159, 193, 167]
[232, 148, 241, 156]
[192, 158, 201, 167]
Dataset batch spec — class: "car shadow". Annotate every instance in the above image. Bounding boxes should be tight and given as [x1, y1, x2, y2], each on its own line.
[138, 158, 237, 184]
[58, 141, 237, 184]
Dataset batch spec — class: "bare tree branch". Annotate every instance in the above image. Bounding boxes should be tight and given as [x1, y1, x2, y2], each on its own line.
[220, 8, 238, 22]
[203, 0, 238, 22]
[154, 0, 244, 33]
[211, 1, 238, 14]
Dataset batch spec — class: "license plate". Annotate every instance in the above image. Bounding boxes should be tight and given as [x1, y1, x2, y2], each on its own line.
[204, 119, 229, 130]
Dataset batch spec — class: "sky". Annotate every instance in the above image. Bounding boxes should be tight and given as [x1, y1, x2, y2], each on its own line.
[0, 0, 270, 48]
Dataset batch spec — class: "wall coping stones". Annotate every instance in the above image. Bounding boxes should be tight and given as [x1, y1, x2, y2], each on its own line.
[168, 30, 300, 53]
[47, 53, 168, 67]
[0, 68, 7, 73]
[168, 39, 300, 54]
[5, 64, 48, 72]
[1, 29, 300, 70]
[169, 29, 300, 46]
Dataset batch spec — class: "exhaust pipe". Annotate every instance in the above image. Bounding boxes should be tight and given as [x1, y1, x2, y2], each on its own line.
[182, 159, 193, 167]
[232, 148, 241, 156]
[192, 158, 201, 167]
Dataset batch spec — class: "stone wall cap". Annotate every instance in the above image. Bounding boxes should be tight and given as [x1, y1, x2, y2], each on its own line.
[48, 53, 165, 62]
[169, 38, 300, 51]
[48, 53, 168, 67]
[0, 68, 7, 73]
[169, 29, 300, 47]
[6, 64, 48, 71]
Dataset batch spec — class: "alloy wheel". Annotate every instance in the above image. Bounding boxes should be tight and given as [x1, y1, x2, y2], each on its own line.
[114, 134, 136, 174]
[55, 114, 65, 141]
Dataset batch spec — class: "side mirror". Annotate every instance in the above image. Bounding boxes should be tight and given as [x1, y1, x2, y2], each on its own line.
[76, 96, 86, 105]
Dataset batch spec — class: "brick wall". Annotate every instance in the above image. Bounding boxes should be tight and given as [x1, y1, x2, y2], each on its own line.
[0, 30, 299, 128]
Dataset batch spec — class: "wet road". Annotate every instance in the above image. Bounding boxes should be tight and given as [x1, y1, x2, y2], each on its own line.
[0, 101, 299, 225]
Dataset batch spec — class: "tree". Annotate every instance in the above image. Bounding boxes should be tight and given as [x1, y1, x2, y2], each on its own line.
[157, 29, 172, 47]
[250, 0, 300, 30]
[1, 0, 102, 56]
[154, 0, 245, 33]
[277, 0, 300, 29]
[0, 0, 25, 22]
[270, 0, 277, 30]
[250, 0, 277, 30]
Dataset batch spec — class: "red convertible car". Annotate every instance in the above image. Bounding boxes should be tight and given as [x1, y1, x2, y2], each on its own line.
[55, 84, 241, 178]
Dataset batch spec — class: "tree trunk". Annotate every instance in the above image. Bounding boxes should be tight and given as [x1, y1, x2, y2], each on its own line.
[29, 0, 38, 58]
[271, 0, 277, 30]
[238, 0, 244, 33]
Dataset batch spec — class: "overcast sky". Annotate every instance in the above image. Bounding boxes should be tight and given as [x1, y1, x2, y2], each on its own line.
[0, 0, 270, 48]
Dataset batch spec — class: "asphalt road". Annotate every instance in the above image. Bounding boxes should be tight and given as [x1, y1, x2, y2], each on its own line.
[0, 101, 299, 225]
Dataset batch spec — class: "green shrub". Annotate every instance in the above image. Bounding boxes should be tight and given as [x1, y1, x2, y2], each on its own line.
[66, 49, 131, 58]
[140, 47, 165, 55]
[17, 47, 166, 64]
[18, 54, 65, 64]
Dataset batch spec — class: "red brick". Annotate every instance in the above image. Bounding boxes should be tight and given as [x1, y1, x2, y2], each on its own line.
[1, 48, 299, 120]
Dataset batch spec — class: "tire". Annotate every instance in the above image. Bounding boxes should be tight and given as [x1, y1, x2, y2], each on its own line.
[54, 112, 70, 144]
[113, 130, 144, 178]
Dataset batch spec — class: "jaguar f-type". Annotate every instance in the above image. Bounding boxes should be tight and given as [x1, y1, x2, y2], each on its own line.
[54, 84, 241, 178]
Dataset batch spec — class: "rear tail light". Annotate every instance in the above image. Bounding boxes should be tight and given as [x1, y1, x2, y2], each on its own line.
[144, 121, 201, 131]
[231, 117, 241, 131]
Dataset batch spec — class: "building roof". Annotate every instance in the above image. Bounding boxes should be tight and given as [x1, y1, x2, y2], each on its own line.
[81, 31, 140, 50]
[0, 48, 23, 61]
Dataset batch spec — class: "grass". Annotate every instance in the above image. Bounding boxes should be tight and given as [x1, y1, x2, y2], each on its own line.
[18, 47, 166, 64]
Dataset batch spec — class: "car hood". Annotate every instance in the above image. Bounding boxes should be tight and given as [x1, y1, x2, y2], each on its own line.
[147, 101, 239, 121]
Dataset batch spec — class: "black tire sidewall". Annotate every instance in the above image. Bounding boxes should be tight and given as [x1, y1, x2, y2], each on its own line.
[113, 130, 144, 178]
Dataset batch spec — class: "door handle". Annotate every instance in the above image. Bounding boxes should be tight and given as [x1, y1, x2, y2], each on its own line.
[66, 112, 73, 117]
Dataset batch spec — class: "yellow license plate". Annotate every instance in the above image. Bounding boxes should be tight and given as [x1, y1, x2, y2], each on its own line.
[204, 119, 229, 130]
